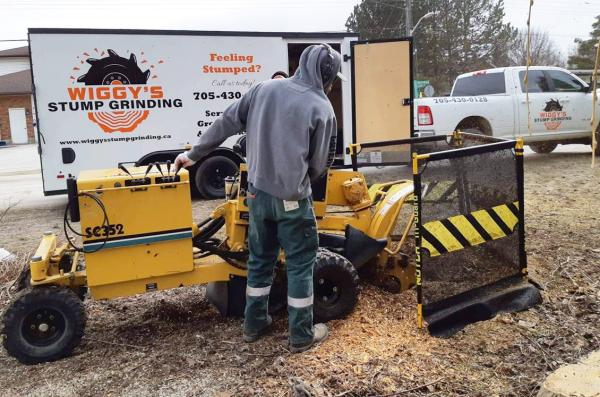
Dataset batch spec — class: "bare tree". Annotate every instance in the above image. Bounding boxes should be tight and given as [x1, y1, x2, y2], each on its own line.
[0, 200, 19, 225]
[509, 29, 565, 67]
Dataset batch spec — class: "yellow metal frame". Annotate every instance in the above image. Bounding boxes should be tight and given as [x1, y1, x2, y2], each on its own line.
[29, 233, 86, 289]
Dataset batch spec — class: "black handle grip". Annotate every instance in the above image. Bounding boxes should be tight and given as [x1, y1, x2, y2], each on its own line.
[166, 160, 171, 176]
[154, 162, 164, 176]
[144, 163, 154, 177]
[118, 163, 133, 177]
[66, 177, 80, 222]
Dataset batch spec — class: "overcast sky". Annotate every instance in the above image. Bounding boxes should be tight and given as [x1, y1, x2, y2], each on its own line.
[1, 0, 598, 60]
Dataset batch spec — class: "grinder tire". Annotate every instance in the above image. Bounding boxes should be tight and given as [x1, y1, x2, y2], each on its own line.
[2, 287, 86, 365]
[14, 266, 31, 292]
[313, 249, 359, 322]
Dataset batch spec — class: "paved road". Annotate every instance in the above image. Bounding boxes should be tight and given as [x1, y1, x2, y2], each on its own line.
[0, 144, 66, 210]
[0, 142, 594, 210]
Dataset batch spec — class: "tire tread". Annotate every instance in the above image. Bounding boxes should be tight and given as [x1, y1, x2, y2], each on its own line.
[2, 287, 86, 364]
[314, 248, 359, 322]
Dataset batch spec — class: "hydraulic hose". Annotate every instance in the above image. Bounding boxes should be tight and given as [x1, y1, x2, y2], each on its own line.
[193, 217, 226, 243]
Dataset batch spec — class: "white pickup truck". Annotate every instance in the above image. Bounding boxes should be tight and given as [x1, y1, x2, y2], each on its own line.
[414, 66, 600, 154]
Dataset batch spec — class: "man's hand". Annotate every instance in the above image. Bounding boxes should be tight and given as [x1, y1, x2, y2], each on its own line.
[172, 152, 196, 174]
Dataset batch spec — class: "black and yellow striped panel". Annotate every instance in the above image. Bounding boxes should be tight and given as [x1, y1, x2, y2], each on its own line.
[421, 201, 519, 257]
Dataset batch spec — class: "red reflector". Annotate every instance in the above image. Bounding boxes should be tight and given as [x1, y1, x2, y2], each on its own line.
[417, 106, 433, 126]
[57, 174, 65, 179]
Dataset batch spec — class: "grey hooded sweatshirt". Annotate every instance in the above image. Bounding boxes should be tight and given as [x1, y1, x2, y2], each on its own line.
[186, 44, 340, 201]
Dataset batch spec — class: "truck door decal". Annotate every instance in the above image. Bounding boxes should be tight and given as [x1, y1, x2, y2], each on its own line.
[535, 98, 571, 131]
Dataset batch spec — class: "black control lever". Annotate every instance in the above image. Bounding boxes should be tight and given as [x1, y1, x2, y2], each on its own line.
[154, 162, 164, 176]
[118, 163, 133, 177]
[166, 160, 171, 176]
[144, 163, 154, 177]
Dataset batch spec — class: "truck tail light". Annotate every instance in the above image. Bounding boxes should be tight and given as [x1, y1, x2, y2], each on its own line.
[417, 106, 433, 126]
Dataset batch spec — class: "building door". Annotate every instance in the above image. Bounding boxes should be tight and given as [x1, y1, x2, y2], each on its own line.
[8, 108, 28, 144]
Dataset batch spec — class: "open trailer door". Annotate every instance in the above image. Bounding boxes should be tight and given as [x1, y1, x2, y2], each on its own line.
[351, 38, 413, 165]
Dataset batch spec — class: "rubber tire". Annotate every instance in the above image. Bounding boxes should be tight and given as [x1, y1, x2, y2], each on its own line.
[2, 287, 86, 364]
[313, 248, 359, 323]
[268, 270, 287, 315]
[461, 127, 485, 135]
[529, 142, 557, 154]
[194, 156, 239, 199]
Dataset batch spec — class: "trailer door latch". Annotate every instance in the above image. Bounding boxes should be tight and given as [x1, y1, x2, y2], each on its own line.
[402, 98, 412, 106]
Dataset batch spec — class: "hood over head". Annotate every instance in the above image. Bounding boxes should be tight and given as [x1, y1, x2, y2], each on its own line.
[293, 44, 342, 91]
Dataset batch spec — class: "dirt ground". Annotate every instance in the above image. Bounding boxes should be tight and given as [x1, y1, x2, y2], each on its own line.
[0, 149, 599, 397]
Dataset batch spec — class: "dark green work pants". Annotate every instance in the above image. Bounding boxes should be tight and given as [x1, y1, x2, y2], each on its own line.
[244, 185, 318, 346]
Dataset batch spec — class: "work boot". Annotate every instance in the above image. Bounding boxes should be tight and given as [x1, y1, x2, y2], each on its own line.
[243, 315, 273, 343]
[290, 323, 329, 353]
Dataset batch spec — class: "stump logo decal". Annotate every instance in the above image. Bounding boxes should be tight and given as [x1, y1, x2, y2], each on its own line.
[534, 99, 570, 131]
[46, 48, 183, 133]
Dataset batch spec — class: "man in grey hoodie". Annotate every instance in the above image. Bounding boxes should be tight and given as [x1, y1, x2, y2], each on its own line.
[173, 44, 342, 352]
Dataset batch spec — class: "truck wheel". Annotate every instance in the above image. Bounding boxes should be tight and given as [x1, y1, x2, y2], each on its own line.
[462, 127, 485, 135]
[194, 156, 239, 199]
[313, 249, 359, 322]
[2, 287, 86, 364]
[529, 142, 557, 154]
[594, 131, 600, 156]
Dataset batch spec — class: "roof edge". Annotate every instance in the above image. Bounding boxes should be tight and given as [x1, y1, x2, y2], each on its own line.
[28, 27, 358, 39]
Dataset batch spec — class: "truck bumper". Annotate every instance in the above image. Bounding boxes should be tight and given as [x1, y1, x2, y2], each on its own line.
[414, 129, 436, 137]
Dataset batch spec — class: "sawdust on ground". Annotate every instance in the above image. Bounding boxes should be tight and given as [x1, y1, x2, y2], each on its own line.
[0, 149, 599, 396]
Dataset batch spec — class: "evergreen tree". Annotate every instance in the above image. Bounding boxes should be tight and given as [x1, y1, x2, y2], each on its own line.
[346, 0, 517, 93]
[568, 15, 600, 69]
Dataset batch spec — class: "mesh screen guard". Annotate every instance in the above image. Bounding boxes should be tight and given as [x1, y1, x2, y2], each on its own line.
[419, 147, 521, 305]
[410, 133, 540, 336]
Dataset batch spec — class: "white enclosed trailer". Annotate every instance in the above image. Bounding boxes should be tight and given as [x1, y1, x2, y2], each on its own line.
[29, 29, 413, 196]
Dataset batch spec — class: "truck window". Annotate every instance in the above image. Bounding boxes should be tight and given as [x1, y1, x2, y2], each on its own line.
[452, 73, 506, 96]
[546, 70, 584, 92]
[519, 70, 550, 93]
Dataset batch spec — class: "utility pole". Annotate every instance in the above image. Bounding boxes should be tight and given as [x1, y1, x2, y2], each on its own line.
[405, 0, 413, 37]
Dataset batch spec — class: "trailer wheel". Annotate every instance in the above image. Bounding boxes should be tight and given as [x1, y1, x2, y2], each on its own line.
[313, 249, 359, 322]
[2, 287, 86, 365]
[529, 142, 557, 154]
[194, 156, 239, 199]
